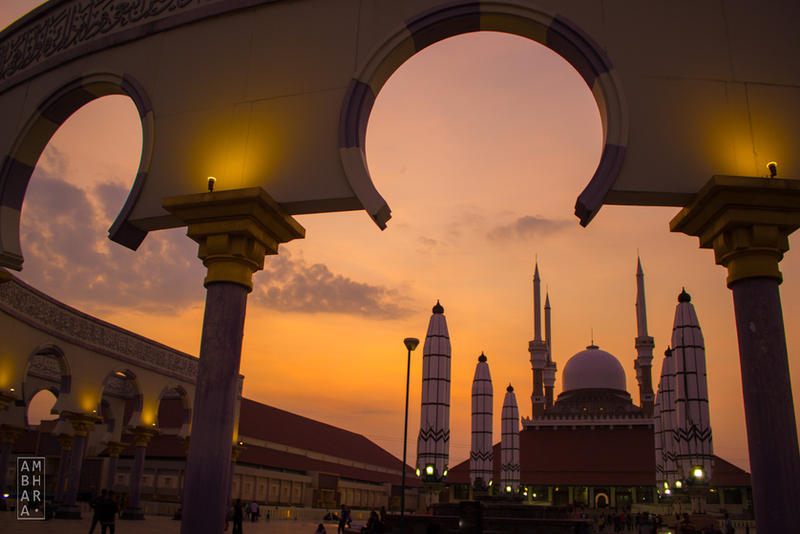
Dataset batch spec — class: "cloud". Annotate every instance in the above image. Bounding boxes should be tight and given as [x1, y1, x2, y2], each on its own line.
[17, 156, 412, 318]
[19, 168, 205, 313]
[251, 251, 411, 319]
[486, 215, 570, 241]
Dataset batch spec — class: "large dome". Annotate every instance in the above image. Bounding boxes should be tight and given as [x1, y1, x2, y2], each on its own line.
[562, 345, 627, 392]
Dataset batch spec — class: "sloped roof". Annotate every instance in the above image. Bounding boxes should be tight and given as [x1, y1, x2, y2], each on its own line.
[448, 426, 750, 488]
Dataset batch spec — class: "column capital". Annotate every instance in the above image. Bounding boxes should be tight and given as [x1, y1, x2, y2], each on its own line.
[62, 412, 102, 436]
[0, 423, 26, 444]
[105, 441, 129, 457]
[128, 425, 158, 447]
[670, 176, 800, 287]
[231, 441, 247, 462]
[163, 187, 305, 291]
[0, 390, 18, 411]
[56, 433, 74, 451]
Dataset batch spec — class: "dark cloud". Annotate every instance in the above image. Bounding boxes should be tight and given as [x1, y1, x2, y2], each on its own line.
[252, 251, 411, 319]
[486, 215, 570, 241]
[19, 167, 409, 319]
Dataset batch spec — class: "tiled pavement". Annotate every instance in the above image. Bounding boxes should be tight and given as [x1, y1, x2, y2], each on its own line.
[0, 512, 328, 534]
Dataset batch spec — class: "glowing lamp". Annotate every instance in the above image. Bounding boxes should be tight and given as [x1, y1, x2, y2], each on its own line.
[207, 176, 217, 192]
[114, 371, 126, 378]
[675, 480, 682, 489]
[505, 485, 512, 493]
[532, 493, 536, 498]
[523, 491, 528, 496]
[693, 467, 704, 479]
[2, 493, 8, 498]
[663, 482, 669, 489]
[9, 388, 14, 392]
[665, 489, 671, 495]
[415, 468, 420, 477]
[425, 465, 434, 476]
[488, 480, 493, 487]
[443, 468, 448, 477]
[767, 161, 778, 178]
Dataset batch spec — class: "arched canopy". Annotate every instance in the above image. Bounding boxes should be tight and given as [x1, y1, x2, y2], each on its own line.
[0, 72, 152, 270]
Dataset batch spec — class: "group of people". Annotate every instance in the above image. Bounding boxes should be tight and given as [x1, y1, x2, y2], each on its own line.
[225, 499, 271, 533]
[88, 489, 121, 534]
[316, 504, 387, 534]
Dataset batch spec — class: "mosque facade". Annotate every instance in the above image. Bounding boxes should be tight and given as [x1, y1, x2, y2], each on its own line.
[448, 261, 751, 513]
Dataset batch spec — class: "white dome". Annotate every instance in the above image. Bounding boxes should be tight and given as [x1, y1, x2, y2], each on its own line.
[562, 345, 627, 392]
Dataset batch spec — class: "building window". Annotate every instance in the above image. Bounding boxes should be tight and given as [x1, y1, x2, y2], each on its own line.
[706, 488, 720, 505]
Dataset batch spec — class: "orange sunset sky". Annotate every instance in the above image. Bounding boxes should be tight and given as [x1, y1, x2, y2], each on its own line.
[3, 1, 799, 474]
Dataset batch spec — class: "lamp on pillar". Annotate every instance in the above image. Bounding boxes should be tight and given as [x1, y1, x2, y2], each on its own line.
[121, 426, 157, 520]
[163, 187, 304, 534]
[401, 337, 419, 532]
[670, 175, 800, 534]
[56, 412, 101, 518]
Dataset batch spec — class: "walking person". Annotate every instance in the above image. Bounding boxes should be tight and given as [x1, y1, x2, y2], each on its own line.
[88, 489, 107, 534]
[250, 500, 258, 522]
[98, 490, 119, 534]
[337, 504, 350, 534]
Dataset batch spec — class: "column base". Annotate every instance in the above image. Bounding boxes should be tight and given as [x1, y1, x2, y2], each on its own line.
[121, 506, 146, 519]
[54, 503, 82, 519]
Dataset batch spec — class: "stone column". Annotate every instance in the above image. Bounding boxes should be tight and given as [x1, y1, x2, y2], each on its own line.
[54, 434, 73, 503]
[163, 188, 304, 534]
[671, 176, 800, 534]
[56, 412, 100, 518]
[226, 441, 246, 509]
[122, 427, 158, 519]
[0, 424, 25, 495]
[104, 441, 128, 491]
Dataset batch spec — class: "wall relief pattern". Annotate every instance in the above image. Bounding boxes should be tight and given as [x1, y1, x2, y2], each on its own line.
[0, 278, 197, 382]
[0, 0, 196, 82]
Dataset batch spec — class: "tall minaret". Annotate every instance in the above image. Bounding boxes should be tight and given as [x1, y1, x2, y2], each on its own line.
[470, 353, 493, 488]
[416, 300, 451, 482]
[655, 346, 679, 490]
[671, 289, 713, 491]
[543, 292, 556, 409]
[501, 385, 520, 493]
[528, 263, 548, 417]
[634, 257, 656, 416]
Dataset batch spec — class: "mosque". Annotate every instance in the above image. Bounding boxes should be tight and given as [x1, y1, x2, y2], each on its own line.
[445, 260, 751, 513]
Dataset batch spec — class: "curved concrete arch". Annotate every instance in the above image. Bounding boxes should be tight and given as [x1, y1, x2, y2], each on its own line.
[340, 0, 627, 227]
[97, 367, 144, 423]
[0, 72, 153, 270]
[22, 343, 72, 398]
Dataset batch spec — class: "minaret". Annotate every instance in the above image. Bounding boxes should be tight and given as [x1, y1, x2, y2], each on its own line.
[528, 263, 548, 417]
[470, 353, 493, 489]
[634, 257, 656, 416]
[501, 384, 520, 493]
[655, 346, 679, 490]
[543, 292, 556, 409]
[416, 300, 451, 482]
[671, 289, 713, 493]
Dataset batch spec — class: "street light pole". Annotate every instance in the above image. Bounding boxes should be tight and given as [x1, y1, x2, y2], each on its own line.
[401, 337, 419, 533]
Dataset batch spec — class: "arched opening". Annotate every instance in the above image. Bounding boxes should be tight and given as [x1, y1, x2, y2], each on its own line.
[157, 385, 190, 437]
[340, 4, 623, 229]
[26, 388, 58, 426]
[22, 344, 71, 404]
[0, 74, 152, 271]
[96, 369, 141, 446]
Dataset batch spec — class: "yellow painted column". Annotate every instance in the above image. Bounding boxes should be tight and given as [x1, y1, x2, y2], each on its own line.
[0, 424, 25, 495]
[104, 440, 128, 491]
[671, 175, 800, 534]
[54, 434, 73, 503]
[56, 412, 101, 518]
[122, 426, 158, 519]
[163, 187, 304, 534]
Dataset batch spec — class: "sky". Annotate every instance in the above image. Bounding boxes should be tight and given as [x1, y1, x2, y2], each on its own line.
[3, 1, 799, 473]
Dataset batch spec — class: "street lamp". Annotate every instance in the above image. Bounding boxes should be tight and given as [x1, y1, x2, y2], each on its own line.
[401, 337, 419, 533]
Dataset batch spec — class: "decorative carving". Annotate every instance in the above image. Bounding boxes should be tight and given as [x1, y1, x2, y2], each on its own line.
[105, 440, 128, 457]
[102, 375, 137, 398]
[0, 0, 195, 82]
[63, 411, 102, 436]
[26, 353, 61, 382]
[0, 278, 198, 382]
[57, 433, 74, 451]
[129, 425, 158, 447]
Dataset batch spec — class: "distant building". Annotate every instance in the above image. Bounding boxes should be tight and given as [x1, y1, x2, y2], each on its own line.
[449, 260, 751, 513]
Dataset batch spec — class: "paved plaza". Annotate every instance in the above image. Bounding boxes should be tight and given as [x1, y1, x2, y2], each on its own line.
[0, 512, 329, 534]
